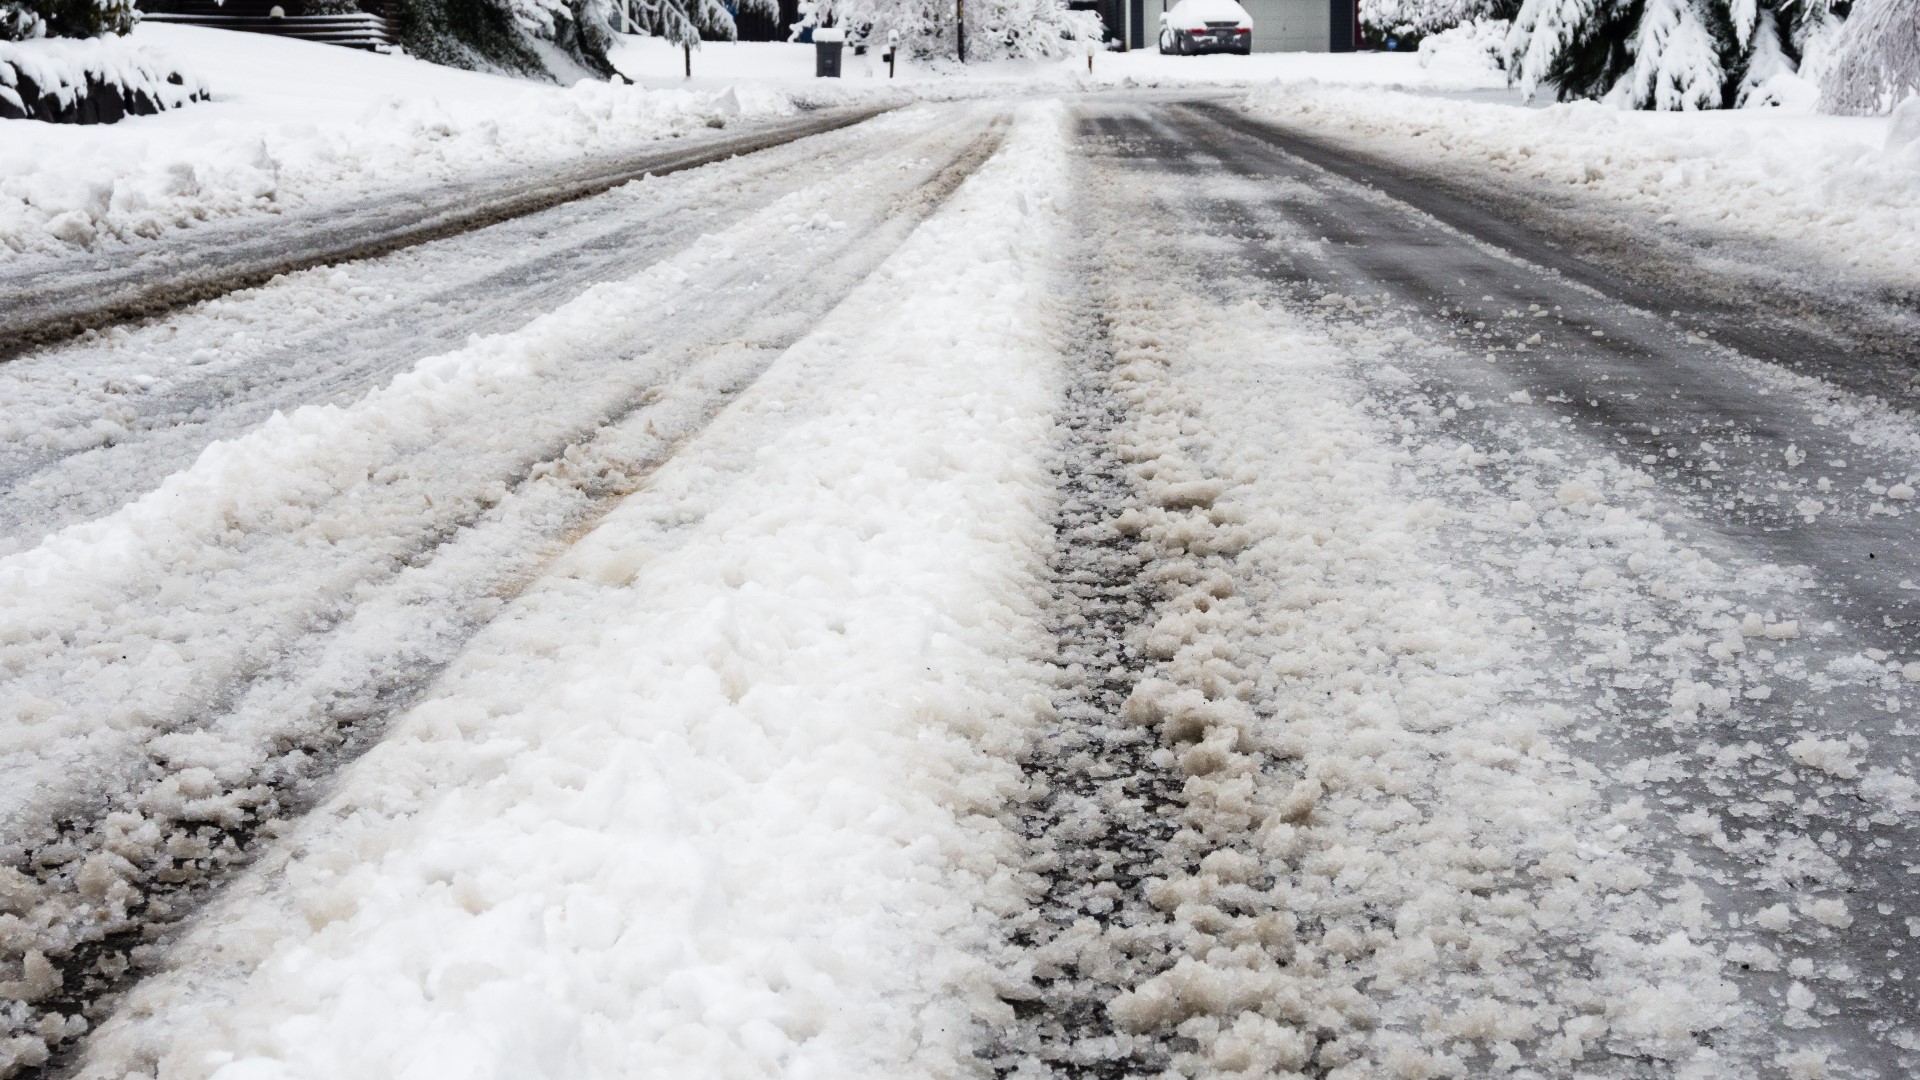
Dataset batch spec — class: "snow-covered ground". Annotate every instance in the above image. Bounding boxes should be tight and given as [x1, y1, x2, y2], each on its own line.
[1063, 142, 1743, 1075]
[6, 19, 1920, 1080]
[64, 100, 1071, 1080]
[1242, 82, 1920, 293]
[0, 26, 805, 259]
[1, 86, 1914, 1078]
[0, 101, 1022, 1076]
[622, 34, 1918, 300]
[3, 88, 1904, 1068]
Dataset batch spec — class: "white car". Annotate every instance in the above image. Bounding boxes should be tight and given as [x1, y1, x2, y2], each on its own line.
[1158, 0, 1252, 54]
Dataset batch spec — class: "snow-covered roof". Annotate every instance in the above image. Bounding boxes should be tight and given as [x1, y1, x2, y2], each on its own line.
[1166, 0, 1251, 24]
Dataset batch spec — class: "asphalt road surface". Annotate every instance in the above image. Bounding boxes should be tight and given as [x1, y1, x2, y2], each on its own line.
[2, 95, 1915, 1080]
[1067, 96, 1920, 1079]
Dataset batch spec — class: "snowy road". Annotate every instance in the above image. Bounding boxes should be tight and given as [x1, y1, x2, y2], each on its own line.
[1123, 99, 1920, 1075]
[0, 107, 889, 354]
[3, 95, 1918, 1080]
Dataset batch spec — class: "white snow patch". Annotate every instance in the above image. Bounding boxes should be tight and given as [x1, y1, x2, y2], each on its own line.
[1786, 737, 1858, 779]
[0, 26, 801, 260]
[1801, 897, 1853, 928]
[1240, 82, 1917, 291]
[71, 101, 1075, 1080]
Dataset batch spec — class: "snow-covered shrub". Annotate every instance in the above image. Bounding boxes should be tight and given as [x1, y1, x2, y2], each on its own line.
[1, 2, 46, 40]
[0, 35, 205, 122]
[795, 0, 1102, 61]
[442, 0, 769, 78]
[0, 0, 135, 40]
[1416, 17, 1509, 75]
[966, 0, 1103, 57]
[1819, 0, 1920, 114]
[392, 0, 552, 78]
[1363, 0, 1513, 40]
[1503, 0, 1844, 109]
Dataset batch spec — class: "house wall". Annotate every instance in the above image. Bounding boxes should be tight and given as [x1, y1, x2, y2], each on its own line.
[1130, 0, 1332, 51]
[1241, 0, 1327, 51]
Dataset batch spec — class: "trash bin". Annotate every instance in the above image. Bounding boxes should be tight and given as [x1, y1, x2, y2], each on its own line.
[814, 27, 845, 78]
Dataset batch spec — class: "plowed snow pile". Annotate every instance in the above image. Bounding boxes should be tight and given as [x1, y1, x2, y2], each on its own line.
[1242, 84, 1920, 292]
[56, 103, 1070, 1079]
[0, 25, 801, 260]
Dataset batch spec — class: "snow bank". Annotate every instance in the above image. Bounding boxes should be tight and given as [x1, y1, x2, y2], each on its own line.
[0, 36, 207, 123]
[1413, 18, 1508, 85]
[0, 100, 1000, 991]
[0, 26, 800, 258]
[69, 102, 1071, 1080]
[1242, 82, 1919, 289]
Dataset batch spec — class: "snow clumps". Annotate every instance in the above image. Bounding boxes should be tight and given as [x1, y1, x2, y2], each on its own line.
[1051, 160, 1742, 1076]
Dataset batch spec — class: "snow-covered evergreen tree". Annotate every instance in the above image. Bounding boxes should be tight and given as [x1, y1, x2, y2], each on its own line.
[0, 2, 44, 39]
[395, 0, 618, 80]
[1361, 0, 1512, 39]
[1503, 0, 1844, 108]
[613, 0, 760, 45]
[0, 0, 135, 40]
[796, 0, 1100, 61]
[618, 0, 760, 41]
[1620, 0, 1726, 108]
[1819, 0, 1919, 112]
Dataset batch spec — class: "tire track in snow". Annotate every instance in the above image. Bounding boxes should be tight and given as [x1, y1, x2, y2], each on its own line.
[995, 114, 1322, 1078]
[1147, 99, 1920, 1078]
[0, 116, 1008, 1080]
[991, 101, 1753, 1080]
[1188, 102, 1920, 410]
[0, 105, 946, 550]
[44, 99, 1071, 1080]
[992, 219, 1177, 1077]
[0, 107, 891, 359]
